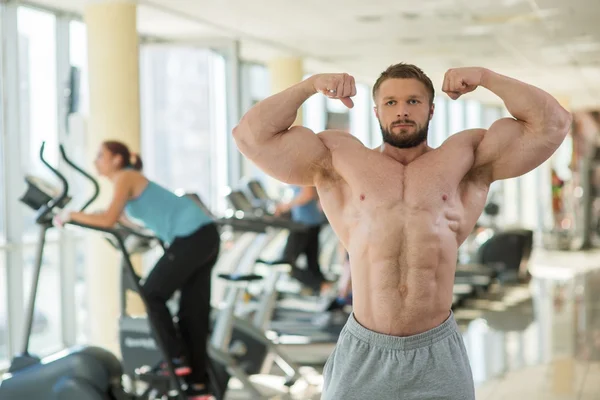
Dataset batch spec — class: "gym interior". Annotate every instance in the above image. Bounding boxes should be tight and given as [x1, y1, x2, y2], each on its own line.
[0, 0, 599, 399]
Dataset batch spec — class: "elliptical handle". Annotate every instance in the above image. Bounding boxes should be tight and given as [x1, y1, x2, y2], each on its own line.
[58, 143, 100, 211]
[39, 141, 69, 215]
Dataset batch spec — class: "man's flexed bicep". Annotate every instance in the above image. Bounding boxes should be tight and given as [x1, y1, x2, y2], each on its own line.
[471, 118, 554, 182]
[236, 125, 332, 185]
[233, 72, 356, 185]
[443, 67, 572, 184]
[473, 116, 571, 183]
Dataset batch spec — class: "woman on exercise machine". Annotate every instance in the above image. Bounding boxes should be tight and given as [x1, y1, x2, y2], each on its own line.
[55, 140, 219, 400]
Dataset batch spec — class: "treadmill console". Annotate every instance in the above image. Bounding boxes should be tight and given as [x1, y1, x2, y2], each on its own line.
[20, 175, 72, 211]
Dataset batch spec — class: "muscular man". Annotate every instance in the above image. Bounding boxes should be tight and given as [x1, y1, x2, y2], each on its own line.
[233, 63, 571, 399]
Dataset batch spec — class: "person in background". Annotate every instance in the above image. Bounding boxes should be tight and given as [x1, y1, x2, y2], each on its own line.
[55, 140, 218, 400]
[275, 185, 328, 294]
[326, 242, 353, 311]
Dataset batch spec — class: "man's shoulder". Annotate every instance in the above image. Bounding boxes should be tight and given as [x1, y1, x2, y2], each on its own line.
[311, 130, 356, 187]
[441, 128, 487, 149]
[317, 129, 365, 149]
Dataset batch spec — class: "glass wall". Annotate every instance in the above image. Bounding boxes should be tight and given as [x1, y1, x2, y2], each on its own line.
[370, 96, 383, 147]
[241, 62, 270, 112]
[349, 83, 371, 145]
[0, 3, 5, 363]
[68, 21, 89, 116]
[465, 100, 482, 129]
[18, 7, 59, 240]
[68, 19, 90, 344]
[139, 45, 227, 212]
[448, 99, 466, 136]
[16, 5, 62, 357]
[0, 255, 6, 363]
[430, 96, 448, 148]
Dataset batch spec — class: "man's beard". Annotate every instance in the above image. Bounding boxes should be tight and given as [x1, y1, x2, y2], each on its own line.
[380, 120, 429, 149]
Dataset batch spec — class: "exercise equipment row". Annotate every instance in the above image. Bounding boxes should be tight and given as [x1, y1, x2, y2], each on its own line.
[0, 143, 311, 400]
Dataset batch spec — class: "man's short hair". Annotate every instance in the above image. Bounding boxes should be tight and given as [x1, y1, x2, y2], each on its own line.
[373, 63, 435, 104]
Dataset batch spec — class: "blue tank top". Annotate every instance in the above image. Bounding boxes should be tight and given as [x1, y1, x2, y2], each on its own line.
[124, 181, 213, 245]
[290, 186, 326, 226]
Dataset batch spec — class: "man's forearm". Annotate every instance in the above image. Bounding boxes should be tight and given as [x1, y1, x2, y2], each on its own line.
[480, 69, 570, 131]
[235, 78, 316, 143]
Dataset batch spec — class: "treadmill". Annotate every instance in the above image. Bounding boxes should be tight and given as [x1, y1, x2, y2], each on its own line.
[244, 179, 339, 279]
[224, 189, 344, 362]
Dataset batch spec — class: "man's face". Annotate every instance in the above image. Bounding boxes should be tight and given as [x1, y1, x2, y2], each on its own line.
[374, 78, 434, 148]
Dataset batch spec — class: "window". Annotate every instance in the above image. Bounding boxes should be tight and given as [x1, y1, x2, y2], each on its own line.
[349, 83, 371, 145]
[16, 5, 62, 357]
[0, 3, 6, 364]
[240, 62, 269, 113]
[0, 11, 4, 244]
[21, 242, 61, 355]
[68, 20, 89, 116]
[304, 81, 326, 133]
[74, 241, 88, 343]
[17, 7, 58, 241]
[69, 20, 90, 344]
[448, 99, 465, 136]
[482, 105, 501, 129]
[430, 96, 447, 148]
[465, 100, 482, 129]
[140, 45, 226, 212]
[325, 97, 350, 132]
[370, 96, 382, 147]
[0, 254, 7, 362]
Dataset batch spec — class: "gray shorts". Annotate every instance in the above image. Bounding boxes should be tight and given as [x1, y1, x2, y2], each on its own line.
[322, 312, 475, 400]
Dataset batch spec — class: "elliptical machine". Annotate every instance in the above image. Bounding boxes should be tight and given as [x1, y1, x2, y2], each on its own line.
[0, 142, 124, 399]
[0, 142, 226, 400]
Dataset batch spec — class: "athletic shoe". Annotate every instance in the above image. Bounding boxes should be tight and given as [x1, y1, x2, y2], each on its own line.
[187, 395, 215, 400]
[158, 359, 192, 377]
[186, 385, 215, 400]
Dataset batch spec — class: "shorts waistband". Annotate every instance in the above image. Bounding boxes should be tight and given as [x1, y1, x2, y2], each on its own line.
[345, 311, 459, 351]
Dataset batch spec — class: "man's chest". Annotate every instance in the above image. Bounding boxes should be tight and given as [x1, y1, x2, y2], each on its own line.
[336, 155, 465, 210]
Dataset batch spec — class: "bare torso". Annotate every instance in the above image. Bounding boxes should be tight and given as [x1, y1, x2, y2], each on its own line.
[316, 130, 489, 336]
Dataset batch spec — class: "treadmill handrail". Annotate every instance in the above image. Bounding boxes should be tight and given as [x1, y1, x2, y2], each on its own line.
[260, 215, 309, 232]
[216, 216, 267, 234]
[58, 144, 99, 212]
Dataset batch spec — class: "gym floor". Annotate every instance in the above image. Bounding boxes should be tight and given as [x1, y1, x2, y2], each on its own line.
[222, 248, 600, 399]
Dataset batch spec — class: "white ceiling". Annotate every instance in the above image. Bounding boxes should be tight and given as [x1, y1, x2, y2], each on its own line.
[27, 0, 600, 109]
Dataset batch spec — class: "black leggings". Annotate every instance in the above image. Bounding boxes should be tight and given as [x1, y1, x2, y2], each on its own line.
[282, 224, 326, 291]
[142, 223, 220, 384]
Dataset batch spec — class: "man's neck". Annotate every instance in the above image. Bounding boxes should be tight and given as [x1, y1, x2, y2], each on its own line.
[379, 142, 431, 165]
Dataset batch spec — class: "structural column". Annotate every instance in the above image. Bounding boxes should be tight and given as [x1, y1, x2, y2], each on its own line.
[84, 0, 142, 356]
[267, 57, 304, 126]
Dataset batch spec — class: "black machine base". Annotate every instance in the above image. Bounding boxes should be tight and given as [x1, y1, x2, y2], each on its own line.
[0, 346, 123, 400]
